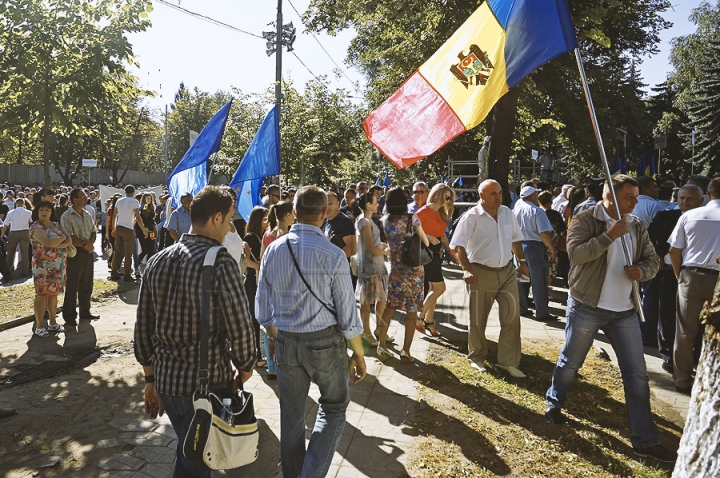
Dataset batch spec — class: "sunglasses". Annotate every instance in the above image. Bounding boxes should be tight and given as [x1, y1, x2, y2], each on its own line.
[413, 190, 427, 195]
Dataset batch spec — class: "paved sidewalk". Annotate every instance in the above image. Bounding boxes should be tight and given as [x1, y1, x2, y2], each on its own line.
[0, 263, 689, 477]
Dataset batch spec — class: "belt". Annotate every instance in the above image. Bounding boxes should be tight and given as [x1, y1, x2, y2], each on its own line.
[682, 266, 719, 275]
[472, 261, 512, 272]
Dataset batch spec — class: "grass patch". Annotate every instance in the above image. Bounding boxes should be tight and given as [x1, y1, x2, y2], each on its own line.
[406, 340, 681, 477]
[0, 279, 138, 325]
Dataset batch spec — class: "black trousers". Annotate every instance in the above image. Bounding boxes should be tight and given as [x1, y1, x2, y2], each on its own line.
[63, 248, 94, 320]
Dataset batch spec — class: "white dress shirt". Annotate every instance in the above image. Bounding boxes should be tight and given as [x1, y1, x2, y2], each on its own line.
[668, 199, 720, 271]
[450, 204, 523, 268]
[4, 207, 32, 231]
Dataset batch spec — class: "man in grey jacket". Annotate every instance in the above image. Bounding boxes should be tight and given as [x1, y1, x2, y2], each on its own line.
[545, 175, 675, 463]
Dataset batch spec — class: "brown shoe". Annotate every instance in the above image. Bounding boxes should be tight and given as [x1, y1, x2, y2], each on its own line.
[0, 407, 17, 418]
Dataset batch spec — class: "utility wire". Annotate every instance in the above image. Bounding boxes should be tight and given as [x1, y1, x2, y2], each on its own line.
[155, 0, 264, 40]
[286, 0, 360, 93]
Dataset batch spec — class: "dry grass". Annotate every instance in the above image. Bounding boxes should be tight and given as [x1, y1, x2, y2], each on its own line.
[0, 279, 138, 325]
[405, 340, 682, 477]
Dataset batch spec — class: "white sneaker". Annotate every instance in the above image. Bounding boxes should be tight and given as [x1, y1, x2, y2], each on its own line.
[469, 361, 487, 373]
[497, 365, 526, 378]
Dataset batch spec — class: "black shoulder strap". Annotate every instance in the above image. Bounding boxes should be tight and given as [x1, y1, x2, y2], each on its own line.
[285, 236, 337, 318]
[198, 246, 224, 395]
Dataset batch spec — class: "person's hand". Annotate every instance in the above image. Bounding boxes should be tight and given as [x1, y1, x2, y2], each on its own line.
[517, 262, 530, 278]
[144, 383, 164, 419]
[111, 229, 116, 238]
[143, 230, 149, 238]
[463, 268, 478, 286]
[606, 218, 629, 240]
[83, 241, 94, 253]
[624, 265, 642, 281]
[349, 353, 366, 383]
[268, 339, 276, 364]
[428, 236, 440, 245]
[548, 249, 557, 261]
[381, 243, 391, 256]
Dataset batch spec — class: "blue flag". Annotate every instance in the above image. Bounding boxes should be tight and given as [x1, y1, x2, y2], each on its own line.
[441, 176, 446, 184]
[637, 151, 646, 177]
[375, 177, 382, 186]
[383, 170, 390, 188]
[229, 105, 281, 221]
[614, 152, 622, 174]
[648, 152, 656, 178]
[167, 100, 233, 207]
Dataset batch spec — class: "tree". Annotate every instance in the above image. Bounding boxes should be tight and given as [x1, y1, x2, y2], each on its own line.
[673, 261, 720, 477]
[0, 0, 152, 185]
[304, 0, 671, 186]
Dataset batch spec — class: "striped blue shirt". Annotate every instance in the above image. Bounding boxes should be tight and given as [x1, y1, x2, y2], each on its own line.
[256, 223, 362, 339]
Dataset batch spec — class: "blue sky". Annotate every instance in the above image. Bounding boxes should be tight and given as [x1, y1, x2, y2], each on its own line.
[128, 0, 703, 112]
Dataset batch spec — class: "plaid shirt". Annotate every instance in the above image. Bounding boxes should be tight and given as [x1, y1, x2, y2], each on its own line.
[134, 234, 256, 396]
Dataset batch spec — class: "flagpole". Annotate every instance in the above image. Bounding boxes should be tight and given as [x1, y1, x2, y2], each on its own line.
[574, 48, 645, 322]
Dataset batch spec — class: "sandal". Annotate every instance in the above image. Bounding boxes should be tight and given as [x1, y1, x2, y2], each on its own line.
[361, 332, 378, 346]
[422, 320, 441, 337]
[47, 323, 65, 333]
[35, 327, 49, 338]
[374, 330, 395, 344]
[376, 346, 393, 361]
[400, 350, 414, 364]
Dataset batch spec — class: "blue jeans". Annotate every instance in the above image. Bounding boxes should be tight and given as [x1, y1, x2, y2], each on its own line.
[159, 381, 232, 478]
[275, 326, 350, 478]
[265, 333, 276, 373]
[546, 298, 659, 448]
[521, 241, 550, 318]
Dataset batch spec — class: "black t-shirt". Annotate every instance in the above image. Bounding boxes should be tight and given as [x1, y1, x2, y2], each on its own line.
[243, 232, 262, 287]
[323, 213, 355, 251]
[0, 203, 8, 220]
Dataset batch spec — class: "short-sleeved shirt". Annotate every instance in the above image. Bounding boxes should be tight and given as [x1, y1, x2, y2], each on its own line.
[668, 199, 720, 270]
[416, 205, 448, 238]
[450, 204, 523, 268]
[513, 199, 553, 242]
[323, 212, 355, 252]
[632, 195, 665, 228]
[60, 208, 95, 242]
[166, 206, 191, 236]
[114, 196, 140, 229]
[4, 207, 32, 231]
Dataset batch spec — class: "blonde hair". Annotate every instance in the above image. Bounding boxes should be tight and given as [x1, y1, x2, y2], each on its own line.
[427, 184, 455, 223]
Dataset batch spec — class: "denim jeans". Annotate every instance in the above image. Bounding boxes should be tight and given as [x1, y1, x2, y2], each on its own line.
[521, 241, 550, 318]
[159, 381, 232, 478]
[275, 326, 350, 478]
[546, 297, 659, 448]
[265, 333, 276, 373]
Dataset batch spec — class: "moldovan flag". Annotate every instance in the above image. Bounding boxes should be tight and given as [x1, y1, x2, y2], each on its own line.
[364, 0, 578, 169]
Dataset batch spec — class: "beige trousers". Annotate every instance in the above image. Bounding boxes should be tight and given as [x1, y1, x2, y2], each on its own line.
[467, 263, 522, 367]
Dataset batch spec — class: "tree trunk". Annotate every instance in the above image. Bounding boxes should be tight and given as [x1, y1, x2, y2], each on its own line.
[486, 86, 521, 193]
[673, 258, 720, 477]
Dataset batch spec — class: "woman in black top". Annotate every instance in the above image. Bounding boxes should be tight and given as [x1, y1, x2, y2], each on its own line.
[243, 206, 269, 363]
[135, 194, 158, 265]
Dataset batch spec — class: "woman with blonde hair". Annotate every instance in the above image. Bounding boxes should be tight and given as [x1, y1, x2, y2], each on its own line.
[415, 183, 456, 336]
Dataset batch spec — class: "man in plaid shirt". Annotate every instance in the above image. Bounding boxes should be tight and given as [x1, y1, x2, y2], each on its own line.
[134, 186, 256, 478]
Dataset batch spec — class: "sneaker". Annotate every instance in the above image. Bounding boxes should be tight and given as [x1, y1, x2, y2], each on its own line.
[35, 327, 49, 338]
[361, 332, 378, 346]
[661, 360, 674, 374]
[496, 365, 526, 378]
[376, 346, 392, 361]
[520, 310, 535, 319]
[47, 323, 65, 332]
[545, 406, 567, 424]
[470, 361, 487, 373]
[633, 444, 677, 463]
[399, 350, 414, 364]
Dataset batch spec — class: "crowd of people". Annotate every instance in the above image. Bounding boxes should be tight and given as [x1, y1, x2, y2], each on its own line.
[2, 170, 718, 477]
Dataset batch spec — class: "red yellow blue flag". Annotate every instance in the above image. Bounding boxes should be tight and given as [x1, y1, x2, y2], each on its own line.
[364, 0, 578, 169]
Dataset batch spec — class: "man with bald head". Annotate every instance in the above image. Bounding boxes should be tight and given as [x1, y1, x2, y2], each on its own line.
[450, 180, 530, 378]
[646, 184, 704, 373]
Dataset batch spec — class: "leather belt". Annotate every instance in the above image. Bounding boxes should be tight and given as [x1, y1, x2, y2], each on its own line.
[682, 266, 719, 275]
[472, 261, 512, 272]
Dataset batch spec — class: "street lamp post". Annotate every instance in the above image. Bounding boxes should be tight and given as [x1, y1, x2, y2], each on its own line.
[616, 127, 627, 172]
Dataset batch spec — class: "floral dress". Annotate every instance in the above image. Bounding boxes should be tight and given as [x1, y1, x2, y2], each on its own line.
[355, 217, 388, 304]
[382, 214, 423, 313]
[29, 221, 67, 296]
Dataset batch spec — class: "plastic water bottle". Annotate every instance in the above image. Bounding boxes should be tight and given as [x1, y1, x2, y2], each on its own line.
[220, 398, 233, 426]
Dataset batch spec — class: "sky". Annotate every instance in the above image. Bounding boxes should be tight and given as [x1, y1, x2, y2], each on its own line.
[128, 0, 705, 113]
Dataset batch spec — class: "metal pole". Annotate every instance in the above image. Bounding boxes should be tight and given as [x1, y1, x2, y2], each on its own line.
[275, 0, 283, 184]
[574, 49, 645, 322]
[164, 104, 169, 182]
[692, 143, 695, 176]
[658, 147, 661, 177]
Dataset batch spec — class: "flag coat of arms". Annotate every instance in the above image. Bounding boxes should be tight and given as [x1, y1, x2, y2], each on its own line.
[364, 0, 578, 169]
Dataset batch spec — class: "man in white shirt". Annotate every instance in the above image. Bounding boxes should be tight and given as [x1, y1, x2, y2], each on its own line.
[451, 180, 530, 378]
[551, 184, 573, 215]
[668, 177, 720, 395]
[110, 185, 148, 281]
[545, 175, 673, 463]
[633, 176, 665, 228]
[513, 185, 557, 321]
[3, 199, 32, 276]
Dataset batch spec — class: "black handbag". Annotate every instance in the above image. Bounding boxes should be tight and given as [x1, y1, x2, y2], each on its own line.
[401, 214, 433, 267]
[182, 246, 259, 470]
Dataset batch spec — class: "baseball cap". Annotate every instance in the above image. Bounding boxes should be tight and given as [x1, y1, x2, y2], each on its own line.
[520, 185, 538, 198]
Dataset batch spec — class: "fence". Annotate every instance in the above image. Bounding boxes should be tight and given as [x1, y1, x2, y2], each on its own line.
[0, 163, 166, 186]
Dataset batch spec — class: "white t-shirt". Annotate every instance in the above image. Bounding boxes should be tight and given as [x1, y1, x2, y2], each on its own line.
[4, 207, 32, 231]
[668, 199, 720, 270]
[114, 196, 141, 229]
[597, 209, 634, 312]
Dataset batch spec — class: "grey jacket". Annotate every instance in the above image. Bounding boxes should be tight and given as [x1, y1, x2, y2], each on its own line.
[567, 203, 660, 311]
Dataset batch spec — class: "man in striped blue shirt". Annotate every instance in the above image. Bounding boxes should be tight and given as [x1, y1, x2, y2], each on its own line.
[257, 185, 366, 478]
